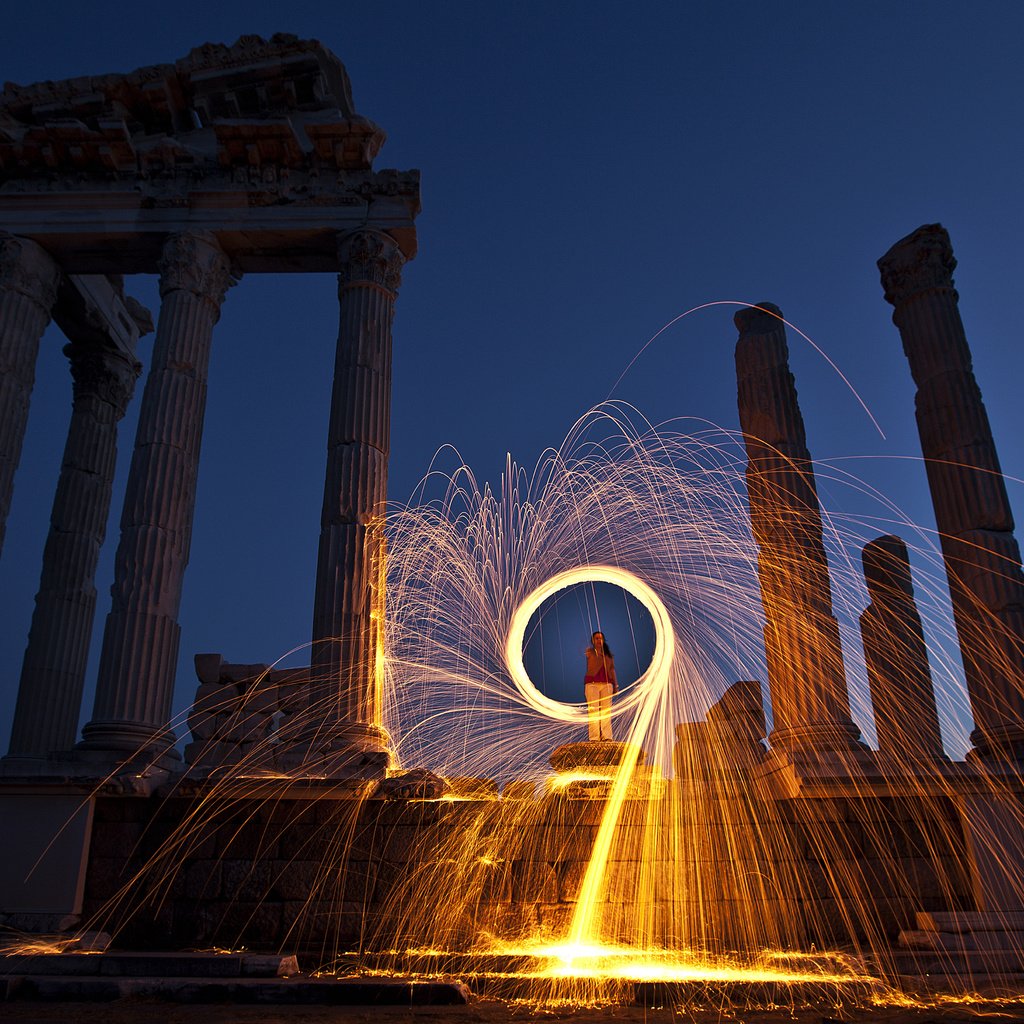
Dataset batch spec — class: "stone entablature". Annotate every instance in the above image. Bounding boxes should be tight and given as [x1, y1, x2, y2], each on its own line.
[0, 34, 419, 274]
[1, 33, 376, 175]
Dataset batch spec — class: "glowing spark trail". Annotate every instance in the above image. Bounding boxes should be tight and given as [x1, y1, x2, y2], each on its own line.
[505, 565, 675, 723]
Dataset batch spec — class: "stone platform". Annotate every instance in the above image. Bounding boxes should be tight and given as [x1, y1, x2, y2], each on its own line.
[549, 741, 647, 772]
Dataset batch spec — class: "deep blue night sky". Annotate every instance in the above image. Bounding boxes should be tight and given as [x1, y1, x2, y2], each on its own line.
[1, 2, 1021, 757]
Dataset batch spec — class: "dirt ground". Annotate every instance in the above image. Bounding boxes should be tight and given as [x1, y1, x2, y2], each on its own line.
[4, 998, 1024, 1024]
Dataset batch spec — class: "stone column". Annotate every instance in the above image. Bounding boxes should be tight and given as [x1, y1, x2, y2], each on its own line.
[859, 534, 945, 763]
[735, 302, 863, 754]
[79, 233, 235, 763]
[0, 233, 61, 556]
[306, 229, 403, 764]
[6, 343, 140, 758]
[878, 225, 1024, 761]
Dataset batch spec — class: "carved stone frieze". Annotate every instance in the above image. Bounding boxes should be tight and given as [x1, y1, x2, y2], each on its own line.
[338, 230, 404, 294]
[0, 233, 60, 310]
[0, 35, 385, 178]
[878, 223, 958, 308]
[158, 232, 238, 311]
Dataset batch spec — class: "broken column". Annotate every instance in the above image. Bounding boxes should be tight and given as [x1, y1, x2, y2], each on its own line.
[7, 340, 142, 759]
[878, 225, 1024, 761]
[79, 233, 235, 766]
[734, 302, 863, 756]
[859, 534, 945, 763]
[303, 229, 403, 770]
[0, 234, 61, 556]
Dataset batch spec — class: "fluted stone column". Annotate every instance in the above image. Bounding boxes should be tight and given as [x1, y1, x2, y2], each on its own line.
[859, 534, 945, 763]
[80, 233, 235, 762]
[0, 233, 61, 556]
[735, 303, 863, 754]
[879, 225, 1024, 761]
[7, 343, 140, 758]
[306, 230, 403, 763]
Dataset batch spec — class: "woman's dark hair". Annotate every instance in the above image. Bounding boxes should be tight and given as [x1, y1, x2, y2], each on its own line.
[591, 632, 613, 658]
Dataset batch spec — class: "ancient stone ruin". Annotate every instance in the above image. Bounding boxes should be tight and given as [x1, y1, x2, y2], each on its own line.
[2, 36, 1024, 1000]
[0, 34, 418, 779]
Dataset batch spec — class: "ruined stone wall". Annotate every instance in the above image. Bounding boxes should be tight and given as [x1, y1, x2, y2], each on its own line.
[81, 784, 975, 958]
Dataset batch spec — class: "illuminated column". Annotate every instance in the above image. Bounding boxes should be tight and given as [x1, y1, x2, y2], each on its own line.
[7, 343, 140, 758]
[878, 225, 1024, 762]
[735, 302, 863, 754]
[80, 233, 235, 762]
[0, 233, 61, 555]
[307, 230, 403, 762]
[859, 534, 945, 763]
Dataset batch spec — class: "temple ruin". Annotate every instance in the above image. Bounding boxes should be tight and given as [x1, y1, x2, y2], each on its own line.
[0, 34, 417, 778]
[2, 36, 1024, 1001]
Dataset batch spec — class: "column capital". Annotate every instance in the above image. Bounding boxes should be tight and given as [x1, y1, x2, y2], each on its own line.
[337, 230, 404, 295]
[878, 223, 957, 308]
[65, 342, 141, 420]
[158, 232, 237, 317]
[733, 301, 784, 336]
[0, 232, 61, 311]
[862, 534, 914, 601]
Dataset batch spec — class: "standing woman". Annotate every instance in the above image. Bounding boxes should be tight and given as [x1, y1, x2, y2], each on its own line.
[584, 631, 617, 741]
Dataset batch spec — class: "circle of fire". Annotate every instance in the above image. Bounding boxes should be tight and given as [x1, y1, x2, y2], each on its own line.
[504, 564, 676, 723]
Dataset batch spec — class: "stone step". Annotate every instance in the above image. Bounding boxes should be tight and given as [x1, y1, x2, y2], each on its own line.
[632, 977, 881, 1008]
[896, 972, 1024, 997]
[1, 950, 298, 978]
[916, 910, 1024, 933]
[4, 974, 470, 1005]
[897, 928, 1024, 952]
[884, 947, 1024, 978]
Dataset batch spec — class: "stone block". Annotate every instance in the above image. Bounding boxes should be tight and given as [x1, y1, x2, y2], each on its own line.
[239, 681, 280, 715]
[264, 858, 319, 903]
[222, 858, 276, 901]
[186, 709, 217, 741]
[536, 794, 609, 826]
[170, 858, 223, 900]
[899, 928, 971, 951]
[917, 910, 1024, 932]
[535, 902, 575, 936]
[183, 738, 240, 769]
[488, 901, 538, 940]
[502, 779, 538, 801]
[0, 794, 94, 916]
[342, 861, 376, 904]
[553, 859, 588, 903]
[87, 819, 142, 859]
[476, 860, 512, 903]
[197, 898, 283, 948]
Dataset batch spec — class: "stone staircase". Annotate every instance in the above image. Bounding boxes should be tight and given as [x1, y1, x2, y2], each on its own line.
[892, 911, 1024, 991]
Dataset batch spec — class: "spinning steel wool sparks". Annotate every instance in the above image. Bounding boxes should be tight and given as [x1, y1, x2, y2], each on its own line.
[3, 35, 1024, 1013]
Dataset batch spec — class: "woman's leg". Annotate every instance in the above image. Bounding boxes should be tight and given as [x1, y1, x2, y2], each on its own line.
[585, 682, 601, 741]
[599, 684, 613, 740]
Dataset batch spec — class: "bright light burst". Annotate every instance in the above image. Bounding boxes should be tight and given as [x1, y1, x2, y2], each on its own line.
[383, 401, 770, 779]
[55, 400, 1013, 1011]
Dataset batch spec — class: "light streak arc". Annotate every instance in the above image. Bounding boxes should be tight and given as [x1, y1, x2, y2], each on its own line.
[504, 564, 676, 723]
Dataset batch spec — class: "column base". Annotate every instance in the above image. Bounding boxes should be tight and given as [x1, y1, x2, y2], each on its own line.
[768, 721, 867, 755]
[968, 726, 1024, 767]
[275, 721, 394, 779]
[76, 719, 182, 773]
[760, 723, 875, 795]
